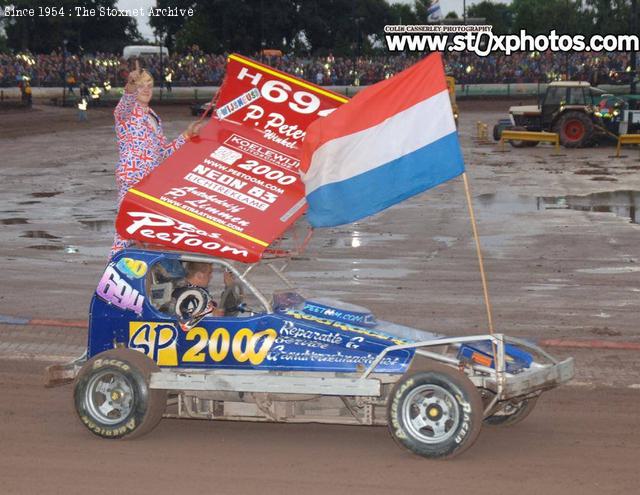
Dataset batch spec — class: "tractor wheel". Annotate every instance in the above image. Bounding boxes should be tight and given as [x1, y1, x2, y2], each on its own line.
[556, 111, 594, 148]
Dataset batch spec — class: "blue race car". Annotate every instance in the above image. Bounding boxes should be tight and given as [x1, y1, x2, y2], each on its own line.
[56, 248, 573, 459]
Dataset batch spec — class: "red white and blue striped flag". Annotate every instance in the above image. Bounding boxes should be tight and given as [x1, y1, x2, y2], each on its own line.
[300, 52, 464, 228]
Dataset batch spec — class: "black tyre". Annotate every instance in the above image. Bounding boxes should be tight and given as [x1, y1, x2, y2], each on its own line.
[484, 396, 538, 427]
[555, 111, 594, 148]
[507, 126, 538, 148]
[493, 119, 514, 141]
[493, 124, 503, 141]
[74, 348, 167, 439]
[387, 365, 483, 459]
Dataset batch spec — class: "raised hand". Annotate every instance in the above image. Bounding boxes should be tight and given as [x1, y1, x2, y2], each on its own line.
[125, 59, 142, 94]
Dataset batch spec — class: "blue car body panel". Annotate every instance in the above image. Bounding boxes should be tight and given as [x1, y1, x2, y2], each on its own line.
[88, 249, 534, 375]
[88, 249, 417, 374]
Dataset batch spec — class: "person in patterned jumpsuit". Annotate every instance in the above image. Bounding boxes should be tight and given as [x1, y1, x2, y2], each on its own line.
[111, 67, 203, 256]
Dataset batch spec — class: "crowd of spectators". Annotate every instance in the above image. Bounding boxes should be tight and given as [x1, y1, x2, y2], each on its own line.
[0, 45, 636, 88]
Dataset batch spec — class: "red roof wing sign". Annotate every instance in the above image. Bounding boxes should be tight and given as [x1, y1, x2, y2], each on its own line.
[116, 54, 347, 263]
[215, 54, 348, 150]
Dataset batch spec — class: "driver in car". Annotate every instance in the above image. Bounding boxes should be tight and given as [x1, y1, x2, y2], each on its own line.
[172, 262, 225, 319]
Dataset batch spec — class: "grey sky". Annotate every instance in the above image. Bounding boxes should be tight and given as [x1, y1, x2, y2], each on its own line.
[116, 0, 155, 40]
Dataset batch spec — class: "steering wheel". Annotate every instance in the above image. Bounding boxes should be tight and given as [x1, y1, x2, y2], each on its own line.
[220, 284, 244, 316]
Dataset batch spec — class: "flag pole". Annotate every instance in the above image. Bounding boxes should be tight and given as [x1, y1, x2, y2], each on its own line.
[461, 172, 495, 334]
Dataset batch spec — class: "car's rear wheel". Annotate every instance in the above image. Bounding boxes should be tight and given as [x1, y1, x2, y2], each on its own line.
[387, 364, 483, 459]
[74, 348, 166, 439]
[484, 396, 539, 427]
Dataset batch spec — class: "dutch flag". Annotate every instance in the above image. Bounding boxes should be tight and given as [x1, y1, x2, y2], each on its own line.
[300, 52, 464, 228]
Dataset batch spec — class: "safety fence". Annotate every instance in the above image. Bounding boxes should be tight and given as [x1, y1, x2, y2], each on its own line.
[1, 82, 636, 105]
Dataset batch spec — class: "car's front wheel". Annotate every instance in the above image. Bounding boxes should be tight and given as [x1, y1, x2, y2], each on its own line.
[484, 396, 539, 427]
[74, 348, 166, 439]
[387, 364, 483, 459]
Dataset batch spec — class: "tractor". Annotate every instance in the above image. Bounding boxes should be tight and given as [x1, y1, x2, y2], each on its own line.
[494, 81, 640, 148]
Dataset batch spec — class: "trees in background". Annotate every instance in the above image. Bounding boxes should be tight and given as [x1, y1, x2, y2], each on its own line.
[1, 0, 141, 53]
[147, 0, 640, 55]
[150, 0, 300, 54]
[466, 1, 512, 34]
[150, 0, 391, 57]
[509, 0, 586, 35]
[470, 0, 636, 37]
[1, 0, 638, 55]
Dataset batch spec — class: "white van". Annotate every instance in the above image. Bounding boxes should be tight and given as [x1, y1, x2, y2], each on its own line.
[122, 45, 169, 59]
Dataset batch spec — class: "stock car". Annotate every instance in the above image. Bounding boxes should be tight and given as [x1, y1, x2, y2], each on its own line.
[51, 248, 574, 459]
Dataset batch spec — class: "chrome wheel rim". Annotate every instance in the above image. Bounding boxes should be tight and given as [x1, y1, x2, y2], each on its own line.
[402, 384, 460, 444]
[84, 370, 134, 425]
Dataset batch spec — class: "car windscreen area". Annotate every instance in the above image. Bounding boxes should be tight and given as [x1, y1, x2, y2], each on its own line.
[146, 258, 263, 318]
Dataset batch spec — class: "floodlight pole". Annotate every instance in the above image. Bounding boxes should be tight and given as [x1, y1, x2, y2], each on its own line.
[62, 39, 68, 107]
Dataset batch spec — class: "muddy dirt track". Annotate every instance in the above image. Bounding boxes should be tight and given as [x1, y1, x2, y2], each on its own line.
[1, 359, 639, 495]
[1, 99, 640, 494]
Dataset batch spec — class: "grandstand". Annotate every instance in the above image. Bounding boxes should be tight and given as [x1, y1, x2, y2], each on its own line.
[0, 47, 636, 89]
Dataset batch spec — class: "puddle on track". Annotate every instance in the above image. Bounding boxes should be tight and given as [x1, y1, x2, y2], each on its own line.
[31, 191, 63, 198]
[21, 230, 60, 239]
[26, 244, 64, 251]
[476, 190, 640, 224]
[321, 231, 408, 249]
[0, 218, 29, 225]
[287, 267, 417, 280]
[576, 266, 640, 274]
[78, 219, 113, 232]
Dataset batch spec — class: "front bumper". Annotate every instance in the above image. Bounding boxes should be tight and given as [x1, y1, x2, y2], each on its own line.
[493, 357, 574, 399]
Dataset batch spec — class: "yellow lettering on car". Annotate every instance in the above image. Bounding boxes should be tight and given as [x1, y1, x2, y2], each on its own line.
[248, 328, 277, 365]
[208, 327, 231, 361]
[232, 328, 254, 362]
[183, 326, 208, 362]
[182, 326, 277, 365]
[129, 322, 178, 366]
